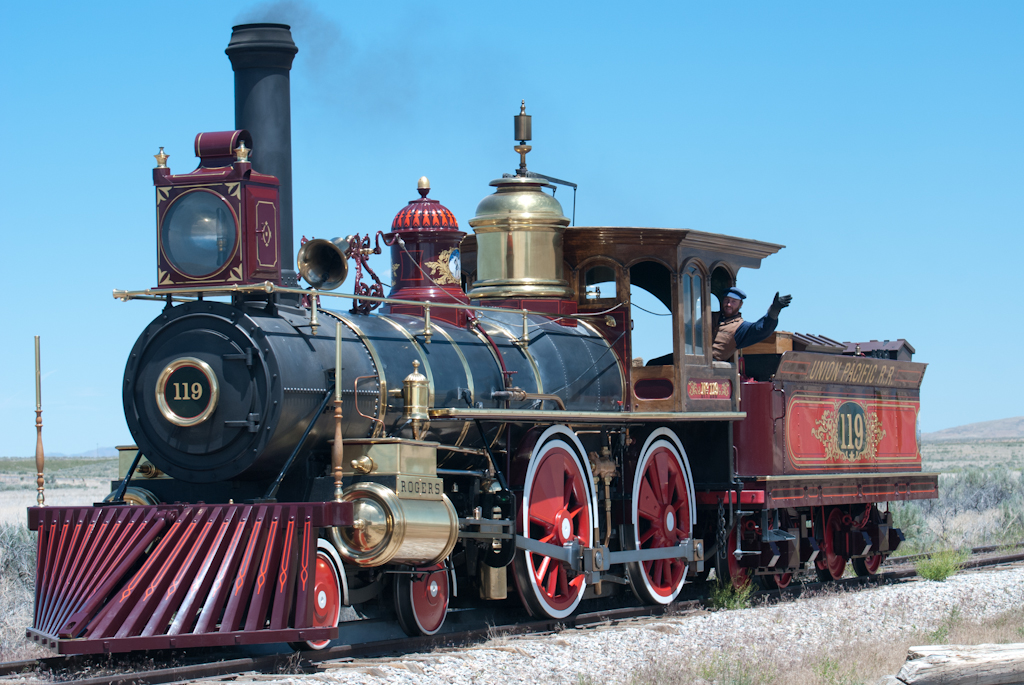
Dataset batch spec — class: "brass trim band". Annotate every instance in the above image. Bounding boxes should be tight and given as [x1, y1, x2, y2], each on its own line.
[322, 310, 386, 427]
[154, 357, 221, 427]
[377, 315, 436, 410]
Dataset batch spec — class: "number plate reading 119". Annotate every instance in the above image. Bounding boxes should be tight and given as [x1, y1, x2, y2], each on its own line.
[836, 401, 867, 460]
[155, 357, 220, 427]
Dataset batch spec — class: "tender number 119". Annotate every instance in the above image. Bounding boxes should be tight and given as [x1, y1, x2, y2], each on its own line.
[838, 412, 864, 451]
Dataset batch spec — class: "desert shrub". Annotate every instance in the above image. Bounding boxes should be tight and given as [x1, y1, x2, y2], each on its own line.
[890, 501, 932, 554]
[903, 466, 1024, 548]
[916, 548, 968, 581]
[939, 466, 1024, 516]
[708, 578, 754, 610]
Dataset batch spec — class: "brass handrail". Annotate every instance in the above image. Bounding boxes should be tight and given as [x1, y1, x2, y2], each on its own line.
[113, 282, 619, 326]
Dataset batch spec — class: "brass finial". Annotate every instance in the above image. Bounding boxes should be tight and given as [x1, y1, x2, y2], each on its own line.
[234, 141, 251, 163]
[154, 147, 169, 169]
[332, 321, 344, 502]
[34, 336, 45, 506]
[514, 100, 532, 174]
[418, 176, 430, 198]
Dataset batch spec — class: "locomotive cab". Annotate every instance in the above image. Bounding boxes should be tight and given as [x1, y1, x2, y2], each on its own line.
[564, 225, 783, 416]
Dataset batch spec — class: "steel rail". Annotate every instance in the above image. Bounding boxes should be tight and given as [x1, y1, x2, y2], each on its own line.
[4, 547, 1022, 684]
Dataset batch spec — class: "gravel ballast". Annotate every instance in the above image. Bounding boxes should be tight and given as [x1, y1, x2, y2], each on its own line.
[224, 566, 1024, 684]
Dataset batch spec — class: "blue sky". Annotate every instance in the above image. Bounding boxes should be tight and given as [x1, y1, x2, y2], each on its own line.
[1, 1, 1021, 455]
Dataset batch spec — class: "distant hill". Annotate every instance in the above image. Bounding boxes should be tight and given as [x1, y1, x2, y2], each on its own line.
[923, 416, 1024, 442]
[30, 446, 120, 458]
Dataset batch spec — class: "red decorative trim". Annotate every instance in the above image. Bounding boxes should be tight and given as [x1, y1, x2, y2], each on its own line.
[392, 197, 459, 231]
[695, 490, 766, 506]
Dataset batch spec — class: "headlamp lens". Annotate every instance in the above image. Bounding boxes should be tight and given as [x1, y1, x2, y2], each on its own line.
[161, 191, 237, 277]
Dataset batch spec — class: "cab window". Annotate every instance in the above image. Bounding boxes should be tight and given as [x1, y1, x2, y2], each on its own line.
[683, 265, 704, 357]
[583, 265, 617, 302]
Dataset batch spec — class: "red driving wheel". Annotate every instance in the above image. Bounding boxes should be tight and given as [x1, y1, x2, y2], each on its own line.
[628, 435, 691, 604]
[395, 563, 449, 636]
[815, 508, 847, 581]
[514, 438, 593, 619]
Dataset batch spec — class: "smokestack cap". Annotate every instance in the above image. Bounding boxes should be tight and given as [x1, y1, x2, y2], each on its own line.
[226, 23, 298, 71]
[391, 179, 461, 233]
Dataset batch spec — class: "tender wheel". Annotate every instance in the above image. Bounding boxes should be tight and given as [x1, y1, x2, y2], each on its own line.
[394, 563, 449, 636]
[292, 539, 345, 651]
[627, 430, 693, 604]
[760, 572, 793, 590]
[852, 554, 882, 577]
[513, 433, 594, 619]
[815, 508, 847, 581]
[725, 527, 754, 590]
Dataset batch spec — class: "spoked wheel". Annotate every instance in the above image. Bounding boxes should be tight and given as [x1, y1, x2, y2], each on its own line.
[513, 433, 594, 619]
[394, 563, 449, 636]
[627, 430, 693, 604]
[815, 508, 847, 581]
[291, 539, 345, 651]
[852, 553, 883, 577]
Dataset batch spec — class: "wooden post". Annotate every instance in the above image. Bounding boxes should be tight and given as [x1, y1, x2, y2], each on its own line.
[331, 322, 343, 502]
[34, 336, 45, 506]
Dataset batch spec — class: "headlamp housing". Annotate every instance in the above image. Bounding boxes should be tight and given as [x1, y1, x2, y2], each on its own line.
[153, 130, 280, 288]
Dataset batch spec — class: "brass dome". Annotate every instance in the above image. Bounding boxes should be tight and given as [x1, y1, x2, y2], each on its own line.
[467, 176, 573, 300]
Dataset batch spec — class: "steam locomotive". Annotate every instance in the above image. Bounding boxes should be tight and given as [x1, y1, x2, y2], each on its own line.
[26, 23, 937, 655]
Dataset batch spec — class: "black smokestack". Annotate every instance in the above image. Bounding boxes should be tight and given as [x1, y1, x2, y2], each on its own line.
[225, 23, 299, 289]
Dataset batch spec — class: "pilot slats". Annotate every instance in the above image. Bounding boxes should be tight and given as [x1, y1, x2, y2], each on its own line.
[26, 503, 330, 654]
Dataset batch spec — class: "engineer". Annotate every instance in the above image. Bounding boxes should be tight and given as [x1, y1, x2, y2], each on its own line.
[712, 287, 792, 361]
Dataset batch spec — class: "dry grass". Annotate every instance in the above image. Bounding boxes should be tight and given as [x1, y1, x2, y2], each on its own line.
[0, 458, 117, 661]
[921, 439, 1024, 473]
[0, 522, 47, 661]
[0, 457, 116, 526]
[610, 605, 1024, 685]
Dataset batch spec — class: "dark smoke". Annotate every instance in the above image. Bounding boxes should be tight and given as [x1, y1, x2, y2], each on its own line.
[235, 0, 434, 120]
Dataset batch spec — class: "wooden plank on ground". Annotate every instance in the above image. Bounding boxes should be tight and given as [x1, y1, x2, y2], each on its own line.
[894, 643, 1024, 685]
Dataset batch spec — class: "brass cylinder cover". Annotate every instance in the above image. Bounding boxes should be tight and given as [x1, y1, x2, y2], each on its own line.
[331, 482, 458, 567]
[467, 177, 573, 299]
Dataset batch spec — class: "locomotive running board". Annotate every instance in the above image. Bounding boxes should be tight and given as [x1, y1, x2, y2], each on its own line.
[26, 501, 352, 655]
[431, 408, 746, 423]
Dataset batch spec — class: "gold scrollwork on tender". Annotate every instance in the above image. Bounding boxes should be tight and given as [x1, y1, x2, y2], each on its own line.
[424, 247, 459, 285]
[811, 400, 886, 462]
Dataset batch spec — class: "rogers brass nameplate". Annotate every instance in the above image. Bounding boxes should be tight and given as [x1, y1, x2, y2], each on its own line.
[396, 475, 443, 500]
